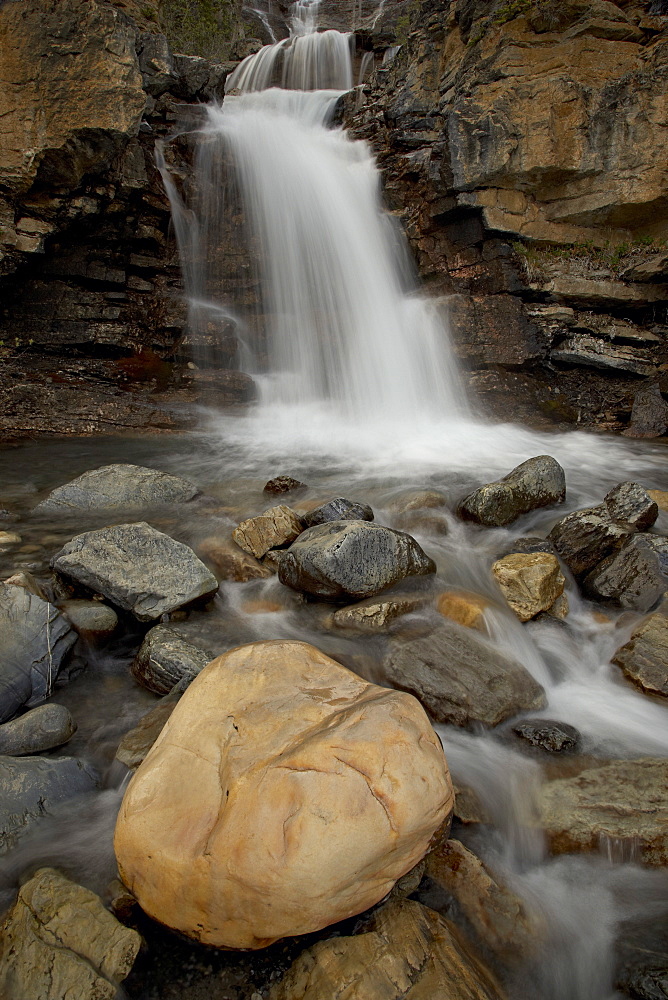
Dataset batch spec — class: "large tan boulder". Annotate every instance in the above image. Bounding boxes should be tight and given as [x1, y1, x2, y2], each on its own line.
[114, 640, 453, 949]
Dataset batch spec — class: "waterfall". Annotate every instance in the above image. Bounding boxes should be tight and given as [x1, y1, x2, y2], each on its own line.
[162, 0, 467, 432]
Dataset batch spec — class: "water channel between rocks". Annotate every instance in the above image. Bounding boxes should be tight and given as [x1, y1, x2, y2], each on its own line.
[2, 0, 668, 996]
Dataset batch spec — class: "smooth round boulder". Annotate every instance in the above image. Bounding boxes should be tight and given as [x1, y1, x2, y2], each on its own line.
[278, 520, 436, 600]
[114, 640, 453, 949]
[0, 704, 76, 756]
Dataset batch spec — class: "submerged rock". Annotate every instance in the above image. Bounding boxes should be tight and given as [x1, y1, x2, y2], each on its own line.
[388, 489, 448, 514]
[279, 520, 436, 600]
[114, 640, 453, 949]
[383, 623, 546, 727]
[537, 759, 668, 866]
[0, 755, 98, 853]
[196, 534, 272, 582]
[330, 593, 427, 632]
[232, 504, 303, 558]
[512, 719, 580, 753]
[612, 600, 668, 697]
[459, 456, 565, 527]
[584, 533, 668, 611]
[268, 898, 507, 1000]
[492, 552, 566, 622]
[498, 536, 557, 558]
[52, 522, 218, 622]
[0, 867, 141, 1000]
[263, 475, 307, 494]
[300, 497, 374, 528]
[131, 625, 212, 694]
[0, 582, 77, 723]
[34, 463, 201, 512]
[0, 703, 76, 756]
[436, 590, 490, 632]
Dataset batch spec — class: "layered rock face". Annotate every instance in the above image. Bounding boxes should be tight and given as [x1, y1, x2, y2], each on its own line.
[114, 639, 453, 949]
[345, 0, 668, 432]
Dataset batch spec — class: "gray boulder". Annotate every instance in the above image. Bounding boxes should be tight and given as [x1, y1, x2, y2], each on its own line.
[131, 625, 212, 695]
[584, 534, 668, 612]
[278, 520, 435, 600]
[459, 456, 566, 527]
[52, 522, 219, 622]
[301, 498, 374, 528]
[34, 463, 200, 513]
[0, 704, 76, 756]
[549, 481, 658, 576]
[498, 536, 557, 558]
[383, 624, 546, 727]
[612, 600, 668, 698]
[59, 599, 118, 642]
[0, 756, 98, 853]
[0, 583, 77, 724]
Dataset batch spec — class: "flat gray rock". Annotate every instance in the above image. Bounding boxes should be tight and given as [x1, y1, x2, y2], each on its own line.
[0, 756, 98, 853]
[52, 522, 219, 622]
[459, 456, 565, 527]
[131, 625, 212, 695]
[0, 704, 76, 756]
[0, 583, 77, 724]
[383, 623, 546, 727]
[278, 520, 435, 600]
[34, 463, 201, 513]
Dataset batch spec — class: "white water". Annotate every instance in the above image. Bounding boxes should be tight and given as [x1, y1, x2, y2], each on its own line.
[153, 3, 668, 996]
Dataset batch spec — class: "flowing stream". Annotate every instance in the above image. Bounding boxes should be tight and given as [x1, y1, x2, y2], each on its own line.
[1, 3, 668, 998]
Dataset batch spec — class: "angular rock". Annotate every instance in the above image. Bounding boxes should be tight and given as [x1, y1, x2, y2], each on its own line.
[605, 482, 659, 531]
[436, 590, 490, 631]
[116, 694, 179, 770]
[330, 593, 427, 632]
[34, 463, 201, 513]
[263, 475, 307, 495]
[537, 759, 668, 866]
[512, 719, 580, 753]
[196, 534, 272, 582]
[2, 570, 48, 600]
[459, 456, 566, 528]
[0, 582, 77, 724]
[131, 625, 211, 694]
[0, 755, 98, 853]
[268, 898, 506, 1000]
[425, 839, 535, 957]
[301, 497, 374, 528]
[59, 598, 118, 641]
[0, 703, 76, 756]
[383, 624, 546, 727]
[623, 383, 668, 439]
[114, 640, 453, 949]
[279, 520, 436, 601]
[648, 490, 668, 513]
[0, 867, 141, 1000]
[52, 522, 218, 622]
[612, 602, 668, 697]
[492, 552, 566, 622]
[232, 505, 303, 559]
[584, 534, 668, 612]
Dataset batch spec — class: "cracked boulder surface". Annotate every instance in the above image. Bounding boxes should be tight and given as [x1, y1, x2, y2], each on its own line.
[114, 639, 454, 949]
[267, 897, 507, 1000]
[0, 867, 141, 1000]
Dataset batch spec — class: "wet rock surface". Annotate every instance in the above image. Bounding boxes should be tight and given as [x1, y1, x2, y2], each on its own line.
[613, 601, 668, 698]
[52, 522, 219, 622]
[196, 534, 273, 581]
[0, 582, 78, 723]
[584, 534, 668, 611]
[511, 719, 580, 753]
[278, 520, 436, 600]
[436, 590, 490, 631]
[0, 703, 76, 756]
[300, 497, 375, 528]
[492, 552, 566, 622]
[459, 456, 566, 527]
[383, 623, 546, 727]
[59, 598, 119, 641]
[268, 897, 507, 1000]
[0, 755, 98, 853]
[538, 759, 668, 865]
[115, 640, 453, 949]
[0, 867, 141, 1000]
[232, 504, 303, 559]
[263, 475, 307, 495]
[34, 463, 201, 512]
[329, 593, 427, 632]
[116, 693, 179, 769]
[131, 624, 212, 694]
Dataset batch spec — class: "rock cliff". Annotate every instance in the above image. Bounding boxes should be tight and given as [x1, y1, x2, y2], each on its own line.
[344, 0, 668, 432]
